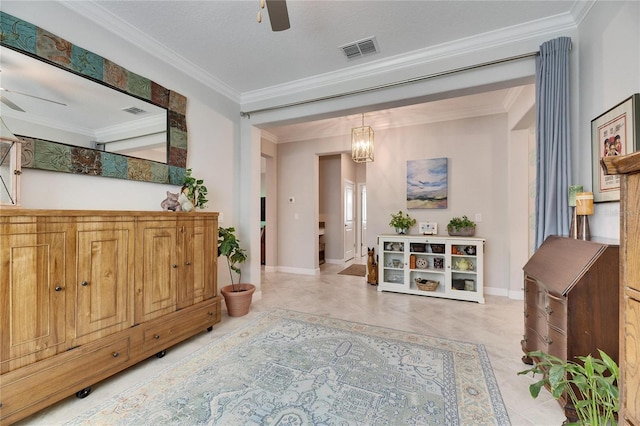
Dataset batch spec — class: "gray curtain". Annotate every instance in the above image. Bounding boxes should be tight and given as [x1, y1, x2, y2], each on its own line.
[535, 37, 572, 249]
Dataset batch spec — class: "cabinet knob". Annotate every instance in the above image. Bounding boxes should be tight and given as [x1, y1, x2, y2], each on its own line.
[173, 264, 178, 268]
[154, 334, 160, 340]
[208, 311, 214, 316]
[544, 336, 553, 345]
[112, 352, 119, 358]
[545, 306, 553, 315]
[55, 286, 63, 292]
[185, 261, 191, 266]
[81, 281, 89, 287]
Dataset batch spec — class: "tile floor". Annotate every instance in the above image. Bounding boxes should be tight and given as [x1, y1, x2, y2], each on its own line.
[17, 259, 566, 425]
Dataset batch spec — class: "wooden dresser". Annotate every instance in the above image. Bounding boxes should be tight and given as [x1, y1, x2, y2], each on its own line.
[521, 235, 619, 420]
[0, 210, 222, 425]
[602, 151, 640, 425]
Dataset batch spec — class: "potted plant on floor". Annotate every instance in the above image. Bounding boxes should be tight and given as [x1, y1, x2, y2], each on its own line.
[518, 349, 619, 425]
[389, 210, 416, 234]
[218, 226, 255, 316]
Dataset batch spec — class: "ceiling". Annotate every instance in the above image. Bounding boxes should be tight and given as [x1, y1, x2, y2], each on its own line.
[6, 0, 583, 141]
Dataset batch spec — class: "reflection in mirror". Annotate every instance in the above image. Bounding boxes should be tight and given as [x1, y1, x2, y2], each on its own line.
[0, 117, 21, 206]
[1, 46, 168, 163]
[0, 10, 187, 185]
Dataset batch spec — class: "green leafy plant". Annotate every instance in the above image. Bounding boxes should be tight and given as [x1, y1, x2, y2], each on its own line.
[218, 226, 248, 292]
[518, 350, 619, 426]
[447, 215, 476, 232]
[389, 210, 416, 233]
[182, 168, 208, 209]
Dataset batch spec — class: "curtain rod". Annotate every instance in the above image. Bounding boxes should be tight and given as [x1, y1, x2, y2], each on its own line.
[240, 51, 538, 118]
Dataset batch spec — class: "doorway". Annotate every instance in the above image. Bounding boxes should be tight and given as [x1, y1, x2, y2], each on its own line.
[344, 179, 355, 261]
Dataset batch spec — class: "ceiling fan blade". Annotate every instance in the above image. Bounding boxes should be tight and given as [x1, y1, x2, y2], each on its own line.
[0, 88, 67, 107]
[265, 0, 290, 31]
[0, 95, 25, 112]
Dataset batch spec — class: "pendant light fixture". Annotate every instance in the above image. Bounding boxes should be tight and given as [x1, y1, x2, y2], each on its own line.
[351, 113, 374, 163]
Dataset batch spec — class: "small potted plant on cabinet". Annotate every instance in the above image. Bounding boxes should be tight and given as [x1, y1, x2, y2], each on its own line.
[181, 168, 208, 210]
[218, 226, 255, 317]
[389, 210, 416, 234]
[447, 215, 476, 236]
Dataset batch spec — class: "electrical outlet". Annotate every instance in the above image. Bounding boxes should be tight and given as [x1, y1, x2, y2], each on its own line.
[219, 212, 224, 222]
[475, 213, 482, 222]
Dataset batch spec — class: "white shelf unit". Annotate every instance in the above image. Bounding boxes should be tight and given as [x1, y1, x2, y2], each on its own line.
[377, 234, 485, 303]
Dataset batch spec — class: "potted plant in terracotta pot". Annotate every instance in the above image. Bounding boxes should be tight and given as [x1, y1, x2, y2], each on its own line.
[218, 226, 255, 316]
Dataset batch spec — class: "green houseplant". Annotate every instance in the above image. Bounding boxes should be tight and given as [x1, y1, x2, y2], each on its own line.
[447, 215, 476, 236]
[181, 168, 208, 209]
[389, 210, 416, 234]
[518, 350, 619, 426]
[218, 226, 255, 316]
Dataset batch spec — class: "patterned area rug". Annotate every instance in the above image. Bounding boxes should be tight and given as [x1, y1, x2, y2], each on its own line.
[337, 264, 367, 276]
[66, 309, 510, 425]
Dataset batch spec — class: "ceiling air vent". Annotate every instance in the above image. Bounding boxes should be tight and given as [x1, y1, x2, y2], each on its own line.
[122, 106, 147, 115]
[340, 37, 379, 61]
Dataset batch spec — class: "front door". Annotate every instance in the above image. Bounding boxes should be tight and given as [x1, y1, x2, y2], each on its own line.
[344, 180, 355, 261]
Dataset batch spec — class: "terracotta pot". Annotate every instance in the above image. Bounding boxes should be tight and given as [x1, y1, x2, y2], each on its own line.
[221, 283, 255, 317]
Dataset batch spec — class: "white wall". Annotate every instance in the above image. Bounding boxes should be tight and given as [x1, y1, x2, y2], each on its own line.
[575, 1, 640, 240]
[3, 2, 248, 291]
[278, 113, 516, 295]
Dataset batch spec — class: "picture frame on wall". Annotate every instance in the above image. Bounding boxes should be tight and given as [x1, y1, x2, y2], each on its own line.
[591, 93, 640, 202]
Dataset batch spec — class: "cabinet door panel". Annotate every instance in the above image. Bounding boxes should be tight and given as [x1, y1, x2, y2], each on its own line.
[0, 228, 68, 372]
[136, 224, 178, 323]
[178, 221, 215, 308]
[74, 225, 134, 344]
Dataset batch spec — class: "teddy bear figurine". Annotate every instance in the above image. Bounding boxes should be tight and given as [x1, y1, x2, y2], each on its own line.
[160, 191, 182, 211]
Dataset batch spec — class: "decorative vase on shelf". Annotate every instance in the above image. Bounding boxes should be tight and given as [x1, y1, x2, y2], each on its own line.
[396, 228, 407, 234]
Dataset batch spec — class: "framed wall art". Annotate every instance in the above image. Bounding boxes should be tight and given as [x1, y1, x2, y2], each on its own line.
[407, 157, 448, 209]
[591, 94, 640, 202]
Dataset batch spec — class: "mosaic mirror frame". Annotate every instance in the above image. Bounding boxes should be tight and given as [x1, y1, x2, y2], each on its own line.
[0, 11, 187, 184]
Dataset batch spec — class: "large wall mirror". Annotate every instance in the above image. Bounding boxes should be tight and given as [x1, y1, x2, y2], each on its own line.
[0, 11, 187, 184]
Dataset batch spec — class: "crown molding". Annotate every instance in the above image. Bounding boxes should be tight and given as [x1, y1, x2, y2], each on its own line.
[241, 12, 577, 106]
[59, 0, 240, 103]
[60, 0, 577, 111]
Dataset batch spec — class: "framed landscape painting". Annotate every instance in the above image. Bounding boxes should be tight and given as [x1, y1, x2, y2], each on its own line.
[407, 157, 448, 209]
[591, 94, 640, 202]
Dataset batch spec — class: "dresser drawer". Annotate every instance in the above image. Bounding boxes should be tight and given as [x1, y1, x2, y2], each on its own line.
[1, 337, 130, 423]
[522, 327, 546, 353]
[546, 326, 567, 360]
[143, 301, 220, 354]
[545, 293, 567, 332]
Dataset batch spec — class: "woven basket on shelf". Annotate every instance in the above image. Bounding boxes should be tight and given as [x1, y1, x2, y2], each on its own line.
[415, 279, 439, 291]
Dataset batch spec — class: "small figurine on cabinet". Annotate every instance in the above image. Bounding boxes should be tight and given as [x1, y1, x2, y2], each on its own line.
[367, 247, 378, 286]
[178, 185, 195, 212]
[160, 191, 182, 211]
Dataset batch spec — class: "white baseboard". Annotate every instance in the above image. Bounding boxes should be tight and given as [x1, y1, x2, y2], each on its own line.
[484, 286, 509, 297]
[325, 258, 344, 264]
[277, 266, 320, 275]
[508, 289, 524, 300]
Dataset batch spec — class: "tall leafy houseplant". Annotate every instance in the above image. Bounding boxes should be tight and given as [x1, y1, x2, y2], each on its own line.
[182, 168, 208, 209]
[518, 350, 619, 425]
[218, 226, 247, 291]
[218, 226, 255, 317]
